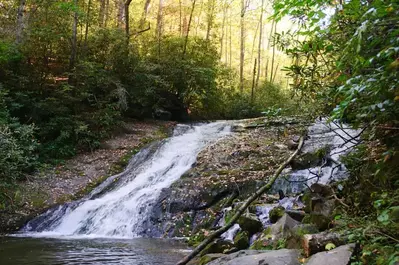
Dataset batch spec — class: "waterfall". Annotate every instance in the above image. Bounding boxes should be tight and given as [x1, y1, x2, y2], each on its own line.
[22, 122, 231, 238]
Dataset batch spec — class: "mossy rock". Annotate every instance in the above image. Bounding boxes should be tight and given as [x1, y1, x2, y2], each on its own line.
[237, 213, 263, 234]
[199, 254, 225, 265]
[269, 206, 285, 223]
[302, 213, 331, 231]
[234, 231, 249, 250]
[249, 227, 273, 250]
[200, 239, 234, 256]
[290, 151, 324, 170]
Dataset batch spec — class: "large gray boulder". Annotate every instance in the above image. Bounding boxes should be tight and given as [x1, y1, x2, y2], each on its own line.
[305, 244, 356, 265]
[207, 249, 301, 265]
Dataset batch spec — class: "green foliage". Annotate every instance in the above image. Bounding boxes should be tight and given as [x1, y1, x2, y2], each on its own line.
[0, 87, 38, 202]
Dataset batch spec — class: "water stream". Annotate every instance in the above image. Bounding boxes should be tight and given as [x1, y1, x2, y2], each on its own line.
[2, 118, 360, 263]
[22, 122, 231, 238]
[2, 122, 231, 264]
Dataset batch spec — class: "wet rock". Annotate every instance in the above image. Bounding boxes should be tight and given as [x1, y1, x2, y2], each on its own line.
[251, 214, 302, 250]
[207, 249, 301, 265]
[199, 254, 226, 265]
[233, 231, 249, 250]
[286, 139, 299, 150]
[313, 199, 335, 219]
[302, 232, 347, 257]
[200, 239, 234, 256]
[285, 224, 319, 249]
[271, 213, 301, 237]
[302, 213, 331, 231]
[305, 244, 356, 265]
[153, 108, 172, 121]
[269, 206, 285, 223]
[290, 152, 323, 170]
[237, 213, 263, 234]
[310, 183, 333, 197]
[285, 209, 306, 222]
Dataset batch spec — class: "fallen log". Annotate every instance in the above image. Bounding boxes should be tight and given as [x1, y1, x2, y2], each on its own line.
[176, 137, 305, 265]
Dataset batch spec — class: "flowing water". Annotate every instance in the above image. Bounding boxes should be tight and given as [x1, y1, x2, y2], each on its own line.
[3, 122, 231, 264]
[2, 119, 360, 262]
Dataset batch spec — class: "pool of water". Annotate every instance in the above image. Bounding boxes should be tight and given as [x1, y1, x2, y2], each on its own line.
[0, 236, 189, 265]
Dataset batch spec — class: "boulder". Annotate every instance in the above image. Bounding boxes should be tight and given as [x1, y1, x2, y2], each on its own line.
[207, 249, 301, 265]
[233, 231, 249, 250]
[200, 239, 234, 256]
[271, 213, 300, 237]
[237, 213, 263, 234]
[305, 244, 356, 265]
[199, 254, 226, 265]
[286, 209, 306, 222]
[290, 152, 323, 170]
[302, 213, 331, 231]
[302, 232, 347, 257]
[269, 206, 285, 223]
[250, 214, 301, 250]
[285, 224, 319, 249]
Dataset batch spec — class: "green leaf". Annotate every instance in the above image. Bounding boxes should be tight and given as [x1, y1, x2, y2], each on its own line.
[325, 243, 336, 251]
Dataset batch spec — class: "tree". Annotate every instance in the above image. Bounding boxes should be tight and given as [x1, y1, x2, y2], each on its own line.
[255, 0, 264, 90]
[239, 0, 247, 92]
[16, 0, 26, 44]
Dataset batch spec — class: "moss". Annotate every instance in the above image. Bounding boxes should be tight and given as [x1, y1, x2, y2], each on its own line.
[269, 206, 285, 223]
[234, 231, 249, 250]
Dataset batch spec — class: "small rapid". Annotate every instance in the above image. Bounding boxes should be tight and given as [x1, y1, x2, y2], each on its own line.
[22, 122, 231, 238]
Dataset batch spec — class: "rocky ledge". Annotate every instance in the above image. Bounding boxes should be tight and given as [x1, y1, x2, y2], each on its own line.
[147, 116, 360, 264]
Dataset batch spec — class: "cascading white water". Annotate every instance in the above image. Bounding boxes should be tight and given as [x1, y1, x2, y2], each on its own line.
[24, 122, 231, 238]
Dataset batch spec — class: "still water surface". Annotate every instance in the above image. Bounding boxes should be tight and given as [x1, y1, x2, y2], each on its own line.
[0, 236, 188, 265]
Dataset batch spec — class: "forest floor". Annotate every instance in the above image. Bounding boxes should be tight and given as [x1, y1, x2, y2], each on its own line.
[0, 120, 175, 233]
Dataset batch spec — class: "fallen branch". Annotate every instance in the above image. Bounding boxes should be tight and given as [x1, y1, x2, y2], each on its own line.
[176, 137, 305, 265]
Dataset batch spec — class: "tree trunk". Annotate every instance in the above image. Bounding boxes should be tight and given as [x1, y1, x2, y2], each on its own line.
[116, 0, 125, 28]
[98, 0, 105, 27]
[182, 0, 196, 58]
[84, 0, 92, 50]
[104, 0, 109, 27]
[205, 0, 215, 41]
[265, 19, 275, 81]
[124, 0, 132, 43]
[176, 137, 305, 265]
[194, 0, 203, 37]
[229, 5, 232, 68]
[156, 0, 164, 59]
[270, 21, 277, 83]
[16, 0, 26, 44]
[179, 0, 183, 37]
[239, 0, 246, 92]
[251, 58, 257, 103]
[273, 61, 279, 83]
[70, 0, 78, 70]
[140, 0, 151, 28]
[219, 0, 227, 59]
[255, 0, 264, 89]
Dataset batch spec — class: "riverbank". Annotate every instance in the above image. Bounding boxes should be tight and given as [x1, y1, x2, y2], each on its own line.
[0, 120, 175, 233]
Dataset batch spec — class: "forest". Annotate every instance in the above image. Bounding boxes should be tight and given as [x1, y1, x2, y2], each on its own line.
[0, 0, 398, 264]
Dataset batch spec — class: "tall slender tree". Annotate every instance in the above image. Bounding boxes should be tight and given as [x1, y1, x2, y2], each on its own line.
[183, 0, 196, 58]
[156, 0, 164, 59]
[255, 0, 264, 89]
[205, 0, 216, 41]
[270, 21, 277, 83]
[239, 0, 247, 92]
[16, 0, 26, 44]
[70, 0, 79, 70]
